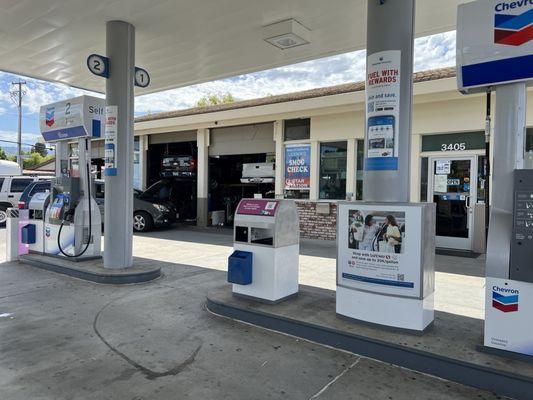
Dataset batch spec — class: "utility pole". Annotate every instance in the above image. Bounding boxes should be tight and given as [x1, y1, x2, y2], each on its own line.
[10, 80, 27, 173]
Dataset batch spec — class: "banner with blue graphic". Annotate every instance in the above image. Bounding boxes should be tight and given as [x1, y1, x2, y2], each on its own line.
[285, 144, 311, 190]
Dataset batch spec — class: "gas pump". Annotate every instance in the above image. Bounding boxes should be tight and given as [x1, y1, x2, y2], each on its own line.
[38, 95, 104, 259]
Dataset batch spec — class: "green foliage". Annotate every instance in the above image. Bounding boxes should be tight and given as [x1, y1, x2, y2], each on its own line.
[33, 142, 48, 157]
[22, 151, 54, 169]
[195, 92, 235, 107]
[0, 147, 7, 160]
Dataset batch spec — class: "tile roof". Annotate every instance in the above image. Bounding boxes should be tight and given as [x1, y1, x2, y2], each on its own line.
[135, 67, 456, 123]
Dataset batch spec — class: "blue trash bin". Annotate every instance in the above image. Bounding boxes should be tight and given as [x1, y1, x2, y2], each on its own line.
[228, 250, 253, 285]
[21, 224, 36, 244]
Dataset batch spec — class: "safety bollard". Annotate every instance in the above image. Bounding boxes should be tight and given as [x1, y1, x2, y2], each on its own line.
[6, 208, 19, 262]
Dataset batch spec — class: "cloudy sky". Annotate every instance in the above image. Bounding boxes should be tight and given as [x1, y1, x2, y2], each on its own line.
[0, 30, 455, 151]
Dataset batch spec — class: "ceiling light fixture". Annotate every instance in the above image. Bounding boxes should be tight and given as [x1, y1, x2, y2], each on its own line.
[263, 19, 311, 50]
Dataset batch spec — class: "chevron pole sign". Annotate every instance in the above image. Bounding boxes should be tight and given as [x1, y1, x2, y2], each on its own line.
[494, 7, 533, 45]
[457, 0, 533, 93]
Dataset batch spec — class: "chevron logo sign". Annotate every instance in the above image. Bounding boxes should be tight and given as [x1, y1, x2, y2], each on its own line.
[492, 288, 519, 312]
[494, 7, 533, 46]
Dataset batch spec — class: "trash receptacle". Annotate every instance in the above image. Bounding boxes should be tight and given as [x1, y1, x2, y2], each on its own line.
[228, 250, 253, 285]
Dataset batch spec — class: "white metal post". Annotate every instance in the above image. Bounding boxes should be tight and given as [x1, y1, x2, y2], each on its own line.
[104, 21, 135, 269]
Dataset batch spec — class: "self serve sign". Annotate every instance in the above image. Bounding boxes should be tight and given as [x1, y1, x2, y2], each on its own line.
[457, 0, 533, 93]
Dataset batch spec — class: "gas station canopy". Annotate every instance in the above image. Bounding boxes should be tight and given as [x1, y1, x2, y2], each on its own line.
[0, 0, 462, 95]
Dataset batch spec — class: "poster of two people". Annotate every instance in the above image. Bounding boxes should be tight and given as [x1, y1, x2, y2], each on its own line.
[348, 209, 405, 254]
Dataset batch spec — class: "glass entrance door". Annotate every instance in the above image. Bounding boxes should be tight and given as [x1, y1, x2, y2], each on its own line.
[428, 156, 477, 250]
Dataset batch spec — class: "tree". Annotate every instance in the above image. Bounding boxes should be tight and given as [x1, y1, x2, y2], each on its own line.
[0, 147, 7, 160]
[195, 92, 235, 107]
[33, 142, 48, 157]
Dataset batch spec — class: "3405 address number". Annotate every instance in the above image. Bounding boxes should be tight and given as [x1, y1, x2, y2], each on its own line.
[441, 142, 466, 151]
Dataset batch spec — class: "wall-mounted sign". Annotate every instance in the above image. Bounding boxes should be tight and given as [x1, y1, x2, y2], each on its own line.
[105, 106, 118, 177]
[457, 0, 533, 93]
[421, 132, 485, 152]
[285, 144, 311, 190]
[87, 54, 109, 78]
[39, 96, 104, 142]
[135, 67, 150, 88]
[365, 50, 401, 171]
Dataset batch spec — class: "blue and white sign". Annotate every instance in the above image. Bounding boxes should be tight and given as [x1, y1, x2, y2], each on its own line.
[457, 0, 533, 93]
[135, 67, 150, 88]
[104, 106, 118, 177]
[39, 96, 104, 142]
[285, 144, 311, 190]
[365, 50, 401, 171]
[87, 54, 109, 78]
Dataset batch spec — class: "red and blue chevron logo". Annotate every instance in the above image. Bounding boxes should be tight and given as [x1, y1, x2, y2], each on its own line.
[494, 8, 533, 46]
[492, 290, 519, 312]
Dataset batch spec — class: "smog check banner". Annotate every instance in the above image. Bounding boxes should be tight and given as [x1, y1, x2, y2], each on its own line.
[285, 144, 311, 190]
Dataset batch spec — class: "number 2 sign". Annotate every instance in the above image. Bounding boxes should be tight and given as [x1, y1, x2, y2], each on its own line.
[87, 54, 109, 78]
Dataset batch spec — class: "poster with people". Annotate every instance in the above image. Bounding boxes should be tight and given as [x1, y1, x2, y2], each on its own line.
[348, 210, 405, 254]
[338, 203, 429, 298]
[285, 144, 311, 190]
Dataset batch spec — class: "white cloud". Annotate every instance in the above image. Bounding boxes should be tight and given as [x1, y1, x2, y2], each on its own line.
[0, 72, 99, 116]
[136, 31, 456, 115]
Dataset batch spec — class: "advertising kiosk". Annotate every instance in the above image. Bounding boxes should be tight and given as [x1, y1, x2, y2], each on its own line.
[228, 199, 299, 303]
[337, 202, 435, 331]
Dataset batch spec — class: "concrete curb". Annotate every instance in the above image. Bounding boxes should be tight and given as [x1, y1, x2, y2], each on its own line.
[20, 256, 161, 284]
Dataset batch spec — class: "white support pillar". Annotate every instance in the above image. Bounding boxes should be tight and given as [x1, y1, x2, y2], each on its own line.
[363, 0, 414, 202]
[274, 120, 284, 198]
[410, 133, 421, 202]
[486, 83, 527, 278]
[309, 140, 320, 200]
[346, 138, 356, 200]
[197, 128, 210, 227]
[104, 20, 135, 269]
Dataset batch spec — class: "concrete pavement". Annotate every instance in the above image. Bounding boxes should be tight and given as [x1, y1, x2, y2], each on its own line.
[0, 226, 500, 399]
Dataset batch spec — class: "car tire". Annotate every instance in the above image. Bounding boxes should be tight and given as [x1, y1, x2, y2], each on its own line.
[133, 211, 153, 232]
[0, 205, 8, 227]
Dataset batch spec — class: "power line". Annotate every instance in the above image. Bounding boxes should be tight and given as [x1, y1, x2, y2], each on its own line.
[10, 80, 27, 172]
[0, 138, 54, 150]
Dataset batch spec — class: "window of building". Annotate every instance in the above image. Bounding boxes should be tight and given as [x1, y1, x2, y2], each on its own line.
[420, 157, 428, 202]
[133, 136, 141, 189]
[319, 141, 347, 200]
[284, 119, 310, 141]
[356, 139, 364, 200]
[10, 178, 33, 193]
[526, 128, 533, 152]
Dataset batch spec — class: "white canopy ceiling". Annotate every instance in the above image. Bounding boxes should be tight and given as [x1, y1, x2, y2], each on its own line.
[0, 0, 463, 95]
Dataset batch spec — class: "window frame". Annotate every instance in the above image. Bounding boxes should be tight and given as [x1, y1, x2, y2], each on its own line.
[318, 140, 348, 200]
